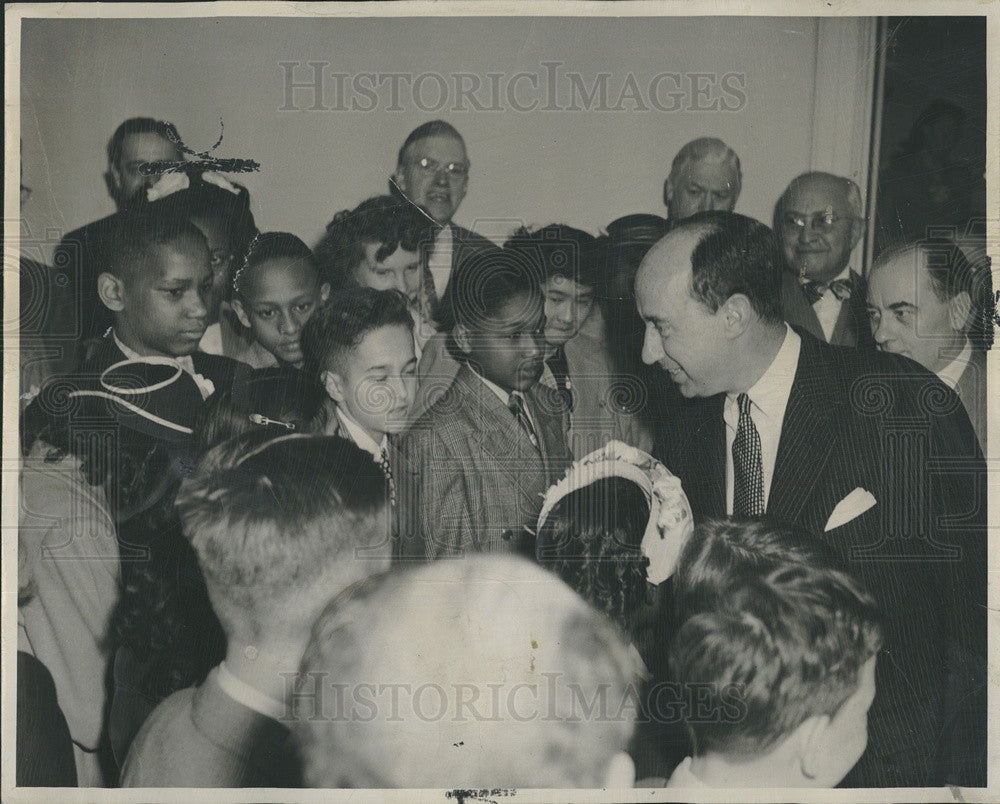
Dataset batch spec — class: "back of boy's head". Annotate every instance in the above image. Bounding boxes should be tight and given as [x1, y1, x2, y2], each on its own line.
[192, 366, 326, 457]
[105, 204, 209, 288]
[314, 195, 433, 290]
[175, 432, 389, 638]
[294, 555, 640, 789]
[300, 286, 413, 382]
[672, 519, 838, 627]
[440, 247, 543, 334]
[536, 476, 651, 633]
[669, 558, 883, 760]
[233, 231, 317, 300]
[153, 172, 258, 263]
[504, 224, 600, 290]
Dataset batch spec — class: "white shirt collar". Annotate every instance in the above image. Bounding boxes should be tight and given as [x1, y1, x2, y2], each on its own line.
[726, 324, 801, 422]
[335, 406, 387, 459]
[470, 365, 511, 407]
[215, 662, 286, 721]
[936, 338, 973, 390]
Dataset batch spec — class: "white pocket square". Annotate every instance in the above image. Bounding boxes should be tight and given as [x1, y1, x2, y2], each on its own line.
[825, 488, 877, 531]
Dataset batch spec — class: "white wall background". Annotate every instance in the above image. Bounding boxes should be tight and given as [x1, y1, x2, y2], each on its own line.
[20, 15, 875, 262]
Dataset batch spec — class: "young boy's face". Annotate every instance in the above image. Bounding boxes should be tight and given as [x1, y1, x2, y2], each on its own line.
[462, 291, 545, 393]
[191, 214, 233, 322]
[234, 259, 328, 368]
[117, 236, 213, 357]
[327, 324, 417, 441]
[543, 275, 596, 347]
[355, 244, 422, 301]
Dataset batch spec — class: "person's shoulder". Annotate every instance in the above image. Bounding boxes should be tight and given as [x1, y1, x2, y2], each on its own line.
[58, 211, 120, 249]
[121, 685, 199, 785]
[451, 223, 497, 251]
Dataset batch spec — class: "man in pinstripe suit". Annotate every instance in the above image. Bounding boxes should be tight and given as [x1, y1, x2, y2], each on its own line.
[635, 211, 985, 788]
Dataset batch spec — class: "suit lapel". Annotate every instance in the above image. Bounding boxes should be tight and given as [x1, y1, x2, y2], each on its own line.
[674, 395, 726, 520]
[781, 271, 825, 342]
[768, 334, 840, 525]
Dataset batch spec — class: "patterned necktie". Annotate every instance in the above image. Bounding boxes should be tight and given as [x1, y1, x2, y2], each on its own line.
[801, 277, 854, 305]
[546, 346, 574, 412]
[378, 444, 396, 507]
[732, 393, 765, 518]
[509, 392, 540, 450]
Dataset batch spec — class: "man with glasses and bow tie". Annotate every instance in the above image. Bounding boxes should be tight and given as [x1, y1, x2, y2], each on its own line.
[389, 121, 496, 314]
[774, 172, 876, 350]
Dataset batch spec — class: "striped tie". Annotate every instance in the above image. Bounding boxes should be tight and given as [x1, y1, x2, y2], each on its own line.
[509, 392, 540, 450]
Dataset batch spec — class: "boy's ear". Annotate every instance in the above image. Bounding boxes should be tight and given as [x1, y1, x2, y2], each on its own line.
[97, 272, 126, 312]
[321, 369, 348, 405]
[947, 290, 972, 333]
[602, 751, 636, 789]
[319, 282, 331, 303]
[453, 323, 473, 355]
[663, 177, 674, 209]
[230, 298, 251, 329]
[796, 713, 832, 781]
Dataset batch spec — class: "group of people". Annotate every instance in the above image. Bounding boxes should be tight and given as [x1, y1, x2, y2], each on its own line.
[15, 114, 990, 790]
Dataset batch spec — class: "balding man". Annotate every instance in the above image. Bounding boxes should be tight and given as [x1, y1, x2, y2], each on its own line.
[774, 172, 875, 350]
[390, 120, 495, 306]
[664, 138, 742, 223]
[867, 239, 989, 452]
[635, 211, 985, 787]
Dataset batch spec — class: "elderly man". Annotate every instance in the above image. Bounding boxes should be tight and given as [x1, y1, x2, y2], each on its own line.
[635, 210, 985, 788]
[390, 120, 494, 304]
[663, 137, 742, 222]
[54, 118, 184, 357]
[775, 172, 875, 349]
[867, 238, 989, 451]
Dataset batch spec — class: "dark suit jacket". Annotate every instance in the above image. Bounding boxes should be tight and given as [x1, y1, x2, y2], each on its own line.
[54, 214, 122, 356]
[953, 347, 987, 454]
[780, 269, 876, 351]
[654, 331, 986, 787]
[396, 364, 573, 560]
[79, 333, 248, 396]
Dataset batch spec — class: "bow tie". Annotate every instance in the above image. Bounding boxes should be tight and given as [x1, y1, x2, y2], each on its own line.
[801, 277, 854, 305]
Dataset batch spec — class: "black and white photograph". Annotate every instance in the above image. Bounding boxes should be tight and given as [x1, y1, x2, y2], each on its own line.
[4, 2, 996, 801]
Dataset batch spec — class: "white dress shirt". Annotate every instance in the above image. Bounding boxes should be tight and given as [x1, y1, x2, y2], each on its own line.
[335, 406, 388, 460]
[724, 325, 801, 515]
[808, 266, 851, 342]
[935, 338, 973, 390]
[428, 224, 454, 299]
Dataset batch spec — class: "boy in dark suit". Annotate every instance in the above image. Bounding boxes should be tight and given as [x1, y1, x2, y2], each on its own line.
[397, 250, 572, 560]
[83, 204, 246, 397]
[121, 432, 391, 787]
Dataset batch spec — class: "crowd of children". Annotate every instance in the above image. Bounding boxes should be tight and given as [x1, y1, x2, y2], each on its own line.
[17, 116, 892, 791]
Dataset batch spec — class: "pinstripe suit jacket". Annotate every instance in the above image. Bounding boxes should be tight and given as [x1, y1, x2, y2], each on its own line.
[395, 364, 572, 560]
[654, 330, 986, 787]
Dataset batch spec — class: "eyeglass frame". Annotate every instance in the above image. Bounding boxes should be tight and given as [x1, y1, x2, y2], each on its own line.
[780, 210, 860, 234]
[406, 156, 470, 179]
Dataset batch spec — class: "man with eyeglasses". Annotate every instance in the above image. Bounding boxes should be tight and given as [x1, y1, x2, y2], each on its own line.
[54, 118, 186, 364]
[390, 120, 495, 307]
[774, 172, 876, 350]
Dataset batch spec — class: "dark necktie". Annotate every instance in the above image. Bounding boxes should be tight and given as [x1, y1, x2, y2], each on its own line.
[509, 392, 540, 450]
[377, 444, 396, 507]
[732, 393, 765, 518]
[801, 276, 854, 305]
[546, 346, 574, 412]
